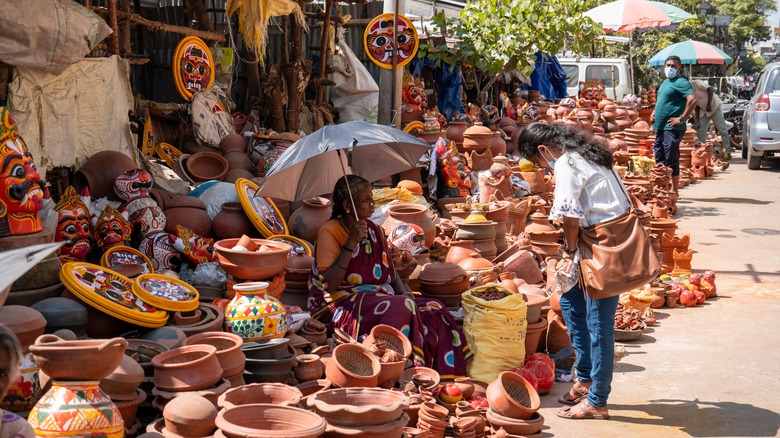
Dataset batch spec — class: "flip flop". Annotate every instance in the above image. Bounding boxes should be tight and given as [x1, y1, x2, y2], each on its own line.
[556, 400, 610, 420]
[557, 385, 589, 405]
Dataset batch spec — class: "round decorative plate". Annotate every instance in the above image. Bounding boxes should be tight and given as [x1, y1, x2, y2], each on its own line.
[59, 262, 168, 327]
[156, 142, 184, 168]
[101, 246, 154, 275]
[132, 274, 199, 312]
[269, 234, 313, 256]
[172, 36, 215, 101]
[235, 178, 288, 238]
[363, 13, 419, 70]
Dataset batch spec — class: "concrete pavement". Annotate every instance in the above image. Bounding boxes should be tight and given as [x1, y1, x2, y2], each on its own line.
[537, 155, 780, 437]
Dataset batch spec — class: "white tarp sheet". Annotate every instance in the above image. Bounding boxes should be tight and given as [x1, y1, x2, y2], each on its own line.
[8, 56, 137, 178]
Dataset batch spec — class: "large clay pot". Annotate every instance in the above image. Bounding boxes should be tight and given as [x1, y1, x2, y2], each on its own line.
[73, 150, 137, 201]
[29, 381, 124, 437]
[525, 212, 555, 233]
[164, 197, 213, 237]
[383, 204, 436, 248]
[446, 121, 469, 145]
[288, 197, 333, 244]
[224, 151, 255, 172]
[30, 335, 128, 381]
[418, 257, 469, 296]
[219, 133, 248, 154]
[445, 240, 479, 264]
[489, 131, 507, 157]
[0, 305, 46, 352]
[462, 123, 493, 153]
[152, 344, 223, 392]
[212, 202, 260, 240]
[224, 282, 288, 341]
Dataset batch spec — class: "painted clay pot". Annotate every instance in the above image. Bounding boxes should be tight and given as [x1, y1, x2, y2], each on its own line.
[0, 351, 42, 412]
[212, 202, 260, 240]
[215, 403, 327, 438]
[30, 335, 128, 381]
[29, 381, 124, 437]
[186, 151, 229, 182]
[218, 382, 303, 410]
[383, 203, 436, 248]
[151, 344, 223, 392]
[163, 393, 218, 437]
[73, 150, 137, 201]
[288, 197, 332, 244]
[224, 282, 288, 341]
[184, 331, 246, 378]
[486, 371, 541, 419]
[294, 354, 325, 383]
[219, 133, 248, 154]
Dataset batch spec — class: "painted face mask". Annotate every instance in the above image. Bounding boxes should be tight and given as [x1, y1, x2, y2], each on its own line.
[664, 66, 678, 79]
[54, 186, 93, 262]
[365, 14, 418, 69]
[92, 206, 132, 252]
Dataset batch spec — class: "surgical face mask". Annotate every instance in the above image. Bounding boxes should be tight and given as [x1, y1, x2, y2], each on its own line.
[539, 149, 557, 169]
[664, 66, 678, 79]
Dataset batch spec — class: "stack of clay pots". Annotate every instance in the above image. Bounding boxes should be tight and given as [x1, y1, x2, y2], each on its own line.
[485, 371, 544, 436]
[455, 220, 498, 259]
[240, 337, 296, 384]
[281, 248, 314, 309]
[418, 258, 470, 308]
[150, 343, 230, 410]
[100, 354, 147, 434]
[661, 233, 691, 276]
[184, 331, 246, 387]
[219, 133, 256, 182]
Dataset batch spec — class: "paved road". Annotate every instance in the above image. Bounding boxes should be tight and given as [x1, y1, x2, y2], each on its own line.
[538, 154, 780, 437]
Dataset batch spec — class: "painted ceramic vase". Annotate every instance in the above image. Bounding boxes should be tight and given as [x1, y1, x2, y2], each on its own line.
[28, 381, 124, 438]
[0, 352, 42, 412]
[224, 282, 288, 341]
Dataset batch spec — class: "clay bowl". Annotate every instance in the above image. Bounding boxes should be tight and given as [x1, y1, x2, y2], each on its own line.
[163, 393, 218, 437]
[325, 343, 381, 388]
[151, 344, 223, 392]
[184, 331, 246, 378]
[309, 387, 409, 427]
[486, 410, 545, 435]
[186, 151, 229, 182]
[218, 382, 303, 410]
[486, 371, 541, 420]
[215, 403, 326, 438]
[30, 334, 128, 381]
[399, 367, 440, 389]
[241, 338, 290, 360]
[100, 354, 145, 401]
[214, 238, 291, 280]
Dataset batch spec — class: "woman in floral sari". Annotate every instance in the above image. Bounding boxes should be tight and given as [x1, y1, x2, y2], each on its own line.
[308, 175, 472, 380]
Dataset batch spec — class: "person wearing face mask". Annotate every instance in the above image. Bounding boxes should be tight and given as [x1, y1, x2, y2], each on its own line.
[517, 123, 631, 420]
[652, 55, 696, 193]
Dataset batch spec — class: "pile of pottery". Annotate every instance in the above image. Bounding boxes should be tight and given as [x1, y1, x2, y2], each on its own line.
[241, 337, 296, 384]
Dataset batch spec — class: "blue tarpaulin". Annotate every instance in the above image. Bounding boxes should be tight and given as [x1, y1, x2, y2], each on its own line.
[531, 52, 568, 100]
[410, 56, 464, 120]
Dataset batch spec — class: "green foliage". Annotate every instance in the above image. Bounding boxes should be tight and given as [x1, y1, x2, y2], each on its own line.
[711, 0, 776, 57]
[739, 56, 767, 74]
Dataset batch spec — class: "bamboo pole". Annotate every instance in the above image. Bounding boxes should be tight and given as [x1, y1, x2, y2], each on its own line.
[315, 0, 334, 103]
[108, 0, 120, 54]
[91, 7, 226, 42]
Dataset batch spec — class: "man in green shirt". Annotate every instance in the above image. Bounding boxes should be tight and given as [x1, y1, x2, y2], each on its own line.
[652, 56, 696, 193]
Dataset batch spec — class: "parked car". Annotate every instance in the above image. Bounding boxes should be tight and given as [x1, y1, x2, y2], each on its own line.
[742, 62, 780, 169]
[558, 58, 633, 101]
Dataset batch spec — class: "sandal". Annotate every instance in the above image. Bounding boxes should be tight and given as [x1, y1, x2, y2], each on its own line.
[556, 400, 610, 420]
[557, 385, 589, 405]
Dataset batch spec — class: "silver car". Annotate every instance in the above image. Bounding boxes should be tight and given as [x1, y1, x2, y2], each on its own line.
[743, 62, 780, 169]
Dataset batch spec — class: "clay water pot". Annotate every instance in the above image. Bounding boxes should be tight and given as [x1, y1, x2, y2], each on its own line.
[294, 354, 325, 382]
[212, 202, 260, 240]
[184, 331, 246, 378]
[444, 240, 478, 264]
[164, 197, 213, 237]
[288, 197, 332, 244]
[446, 121, 469, 145]
[417, 257, 469, 296]
[29, 381, 124, 437]
[151, 344, 223, 392]
[73, 150, 137, 201]
[219, 133, 248, 154]
[499, 272, 520, 294]
[383, 203, 436, 248]
[163, 393, 218, 437]
[223, 151, 255, 172]
[30, 335, 128, 381]
[525, 212, 555, 233]
[462, 123, 493, 153]
[186, 151, 229, 182]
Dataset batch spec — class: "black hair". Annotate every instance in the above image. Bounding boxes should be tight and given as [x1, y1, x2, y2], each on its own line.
[331, 174, 371, 219]
[516, 123, 613, 169]
[665, 55, 682, 65]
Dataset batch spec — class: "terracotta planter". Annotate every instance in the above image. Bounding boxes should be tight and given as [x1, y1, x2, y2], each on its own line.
[29, 381, 124, 437]
[295, 354, 325, 382]
[73, 150, 137, 201]
[325, 343, 380, 388]
[218, 382, 303, 410]
[288, 197, 332, 244]
[186, 151, 229, 182]
[213, 202, 260, 240]
[151, 344, 223, 392]
[30, 335, 128, 381]
[184, 331, 246, 378]
[383, 203, 436, 248]
[486, 371, 541, 419]
[163, 393, 218, 437]
[215, 403, 327, 438]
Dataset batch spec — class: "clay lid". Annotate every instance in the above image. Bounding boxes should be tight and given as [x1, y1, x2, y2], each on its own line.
[418, 257, 468, 284]
[163, 394, 218, 436]
[456, 254, 494, 272]
[463, 122, 493, 138]
[0, 305, 46, 351]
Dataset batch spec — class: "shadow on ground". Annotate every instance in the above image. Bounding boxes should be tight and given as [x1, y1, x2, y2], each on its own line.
[609, 399, 780, 437]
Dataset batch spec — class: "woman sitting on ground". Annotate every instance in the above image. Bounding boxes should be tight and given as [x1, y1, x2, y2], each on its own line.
[308, 175, 472, 379]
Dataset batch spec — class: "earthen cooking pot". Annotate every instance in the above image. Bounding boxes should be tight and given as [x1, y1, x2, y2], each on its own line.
[186, 151, 229, 182]
[417, 258, 469, 296]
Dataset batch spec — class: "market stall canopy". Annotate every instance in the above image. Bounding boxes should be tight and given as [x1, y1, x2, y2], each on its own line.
[0, 242, 65, 297]
[649, 40, 733, 66]
[255, 121, 431, 201]
[585, 0, 695, 33]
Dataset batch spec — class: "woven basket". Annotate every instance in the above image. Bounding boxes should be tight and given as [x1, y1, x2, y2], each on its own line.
[334, 344, 380, 377]
[503, 373, 533, 408]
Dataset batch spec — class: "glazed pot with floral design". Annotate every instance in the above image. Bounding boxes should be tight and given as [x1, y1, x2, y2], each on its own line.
[224, 282, 288, 341]
[29, 381, 124, 437]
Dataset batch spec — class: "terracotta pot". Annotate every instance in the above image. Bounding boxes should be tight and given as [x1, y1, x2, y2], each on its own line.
[184, 331, 246, 378]
[446, 121, 469, 145]
[488, 131, 507, 157]
[455, 221, 496, 241]
[165, 203, 213, 238]
[472, 238, 497, 259]
[28, 381, 124, 437]
[114, 388, 146, 427]
[223, 150, 255, 172]
[462, 123, 493, 153]
[523, 317, 547, 358]
[417, 258, 469, 296]
[218, 382, 303, 410]
[73, 150, 137, 201]
[30, 335, 128, 381]
[295, 354, 325, 382]
[100, 354, 144, 401]
[465, 148, 494, 172]
[224, 282, 288, 341]
[362, 324, 413, 359]
[288, 197, 333, 244]
[486, 409, 545, 435]
[151, 344, 223, 392]
[212, 202, 260, 240]
[0, 305, 46, 352]
[454, 377, 475, 399]
[525, 212, 555, 233]
[215, 403, 327, 438]
[219, 133, 248, 154]
[243, 355, 295, 384]
[499, 249, 543, 284]
[486, 371, 541, 419]
[241, 337, 290, 360]
[499, 272, 520, 294]
[309, 387, 409, 427]
[163, 393, 218, 437]
[325, 343, 380, 388]
[457, 253, 494, 273]
[445, 240, 480, 264]
[186, 151, 229, 182]
[383, 203, 436, 248]
[214, 239, 291, 280]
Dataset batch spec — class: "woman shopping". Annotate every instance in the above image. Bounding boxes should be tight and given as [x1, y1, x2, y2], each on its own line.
[308, 175, 472, 379]
[517, 123, 631, 420]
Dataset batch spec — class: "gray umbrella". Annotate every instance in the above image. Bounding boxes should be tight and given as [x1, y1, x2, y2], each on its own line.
[255, 121, 431, 202]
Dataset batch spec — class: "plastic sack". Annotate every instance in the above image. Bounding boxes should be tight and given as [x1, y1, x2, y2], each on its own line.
[462, 285, 528, 382]
[190, 88, 234, 147]
[195, 182, 240, 219]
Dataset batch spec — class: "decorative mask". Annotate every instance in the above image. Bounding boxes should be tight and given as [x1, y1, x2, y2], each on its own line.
[92, 205, 132, 251]
[521, 103, 540, 122]
[54, 186, 93, 262]
[139, 232, 181, 271]
[402, 71, 427, 112]
[114, 168, 154, 201]
[364, 13, 419, 69]
[170, 224, 217, 265]
[0, 106, 45, 237]
[389, 223, 425, 254]
[128, 202, 166, 238]
[173, 36, 215, 100]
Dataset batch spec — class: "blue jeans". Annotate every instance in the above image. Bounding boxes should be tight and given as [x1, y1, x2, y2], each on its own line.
[653, 129, 683, 176]
[559, 281, 619, 408]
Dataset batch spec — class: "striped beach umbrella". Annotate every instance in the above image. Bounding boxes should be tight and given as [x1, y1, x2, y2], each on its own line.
[585, 0, 695, 33]
[649, 40, 734, 66]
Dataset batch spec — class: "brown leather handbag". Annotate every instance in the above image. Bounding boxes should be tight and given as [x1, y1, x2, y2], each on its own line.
[577, 171, 661, 300]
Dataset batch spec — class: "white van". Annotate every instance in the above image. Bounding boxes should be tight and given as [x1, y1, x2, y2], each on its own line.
[557, 58, 634, 101]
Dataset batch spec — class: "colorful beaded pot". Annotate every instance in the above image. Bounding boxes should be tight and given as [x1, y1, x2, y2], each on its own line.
[28, 381, 124, 437]
[224, 282, 288, 341]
